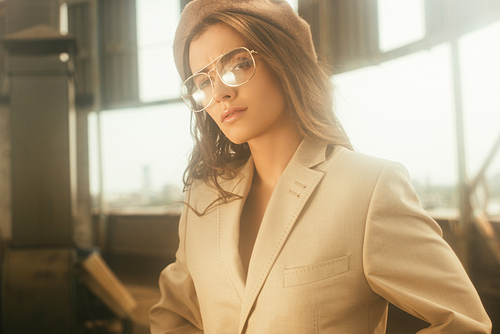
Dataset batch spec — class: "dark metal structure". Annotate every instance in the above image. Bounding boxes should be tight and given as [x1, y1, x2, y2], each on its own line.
[1, 22, 79, 333]
[0, 4, 135, 332]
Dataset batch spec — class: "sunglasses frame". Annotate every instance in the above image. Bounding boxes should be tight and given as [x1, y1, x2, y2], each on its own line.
[181, 47, 258, 112]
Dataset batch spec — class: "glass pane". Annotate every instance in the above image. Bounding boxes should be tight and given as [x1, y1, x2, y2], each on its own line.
[137, 0, 181, 102]
[60, 3, 68, 35]
[459, 20, 500, 217]
[378, 0, 426, 52]
[333, 43, 456, 211]
[89, 103, 193, 209]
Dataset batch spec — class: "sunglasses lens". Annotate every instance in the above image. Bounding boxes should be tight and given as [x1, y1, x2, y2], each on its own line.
[182, 73, 212, 112]
[218, 49, 256, 86]
[181, 48, 256, 112]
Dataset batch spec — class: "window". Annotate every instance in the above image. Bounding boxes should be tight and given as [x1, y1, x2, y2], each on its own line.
[334, 18, 500, 216]
[334, 44, 457, 210]
[459, 20, 500, 216]
[89, 103, 192, 209]
[87, 0, 500, 215]
[89, 1, 191, 210]
[378, 0, 426, 51]
[137, 0, 181, 102]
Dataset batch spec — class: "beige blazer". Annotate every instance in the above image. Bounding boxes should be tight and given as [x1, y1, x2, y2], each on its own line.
[150, 138, 491, 334]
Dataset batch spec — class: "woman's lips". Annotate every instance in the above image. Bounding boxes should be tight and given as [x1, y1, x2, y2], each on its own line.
[220, 106, 247, 124]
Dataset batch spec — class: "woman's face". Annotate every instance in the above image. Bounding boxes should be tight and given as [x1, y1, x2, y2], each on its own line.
[188, 24, 289, 145]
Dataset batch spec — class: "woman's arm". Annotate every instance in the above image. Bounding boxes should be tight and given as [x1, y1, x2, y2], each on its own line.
[363, 162, 492, 333]
[150, 188, 204, 334]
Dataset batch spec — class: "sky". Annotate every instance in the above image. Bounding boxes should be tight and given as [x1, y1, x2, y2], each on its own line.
[89, 0, 500, 197]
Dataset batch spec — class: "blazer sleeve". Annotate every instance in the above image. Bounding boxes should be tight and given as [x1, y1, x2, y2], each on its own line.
[362, 162, 492, 333]
[149, 188, 204, 334]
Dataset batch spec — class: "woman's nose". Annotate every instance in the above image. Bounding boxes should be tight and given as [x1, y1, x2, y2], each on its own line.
[212, 73, 235, 103]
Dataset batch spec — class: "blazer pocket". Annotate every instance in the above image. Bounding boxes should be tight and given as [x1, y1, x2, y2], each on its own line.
[284, 255, 349, 287]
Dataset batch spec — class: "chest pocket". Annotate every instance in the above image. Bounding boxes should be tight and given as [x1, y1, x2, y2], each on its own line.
[284, 255, 349, 287]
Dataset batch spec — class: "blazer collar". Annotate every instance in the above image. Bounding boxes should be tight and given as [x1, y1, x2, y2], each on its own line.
[219, 137, 328, 197]
[218, 155, 254, 301]
[294, 137, 329, 168]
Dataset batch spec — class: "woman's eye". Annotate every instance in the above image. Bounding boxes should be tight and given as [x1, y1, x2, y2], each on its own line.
[230, 58, 252, 71]
[197, 77, 211, 90]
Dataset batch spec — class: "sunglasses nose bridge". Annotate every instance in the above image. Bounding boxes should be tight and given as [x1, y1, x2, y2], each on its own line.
[208, 67, 234, 94]
[206, 67, 216, 76]
[206, 68, 219, 85]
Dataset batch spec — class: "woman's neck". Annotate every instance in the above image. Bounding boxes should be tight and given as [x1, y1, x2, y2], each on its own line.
[247, 119, 303, 190]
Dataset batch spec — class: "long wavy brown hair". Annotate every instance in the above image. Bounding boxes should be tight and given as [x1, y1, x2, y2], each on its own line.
[181, 12, 352, 215]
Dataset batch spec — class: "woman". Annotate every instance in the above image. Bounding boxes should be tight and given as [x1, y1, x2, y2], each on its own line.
[150, 1, 492, 333]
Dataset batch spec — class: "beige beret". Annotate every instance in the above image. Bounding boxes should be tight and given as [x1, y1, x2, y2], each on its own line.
[173, 0, 316, 81]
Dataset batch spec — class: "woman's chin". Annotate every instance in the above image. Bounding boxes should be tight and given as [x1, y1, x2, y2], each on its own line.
[227, 138, 248, 145]
[222, 132, 249, 146]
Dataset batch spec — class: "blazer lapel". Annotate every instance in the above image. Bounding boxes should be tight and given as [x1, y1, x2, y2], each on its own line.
[238, 139, 327, 333]
[218, 156, 255, 301]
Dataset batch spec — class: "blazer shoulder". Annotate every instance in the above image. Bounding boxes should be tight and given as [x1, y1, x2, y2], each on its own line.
[327, 146, 403, 177]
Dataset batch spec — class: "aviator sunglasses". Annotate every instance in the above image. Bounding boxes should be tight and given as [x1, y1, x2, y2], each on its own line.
[181, 47, 258, 112]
